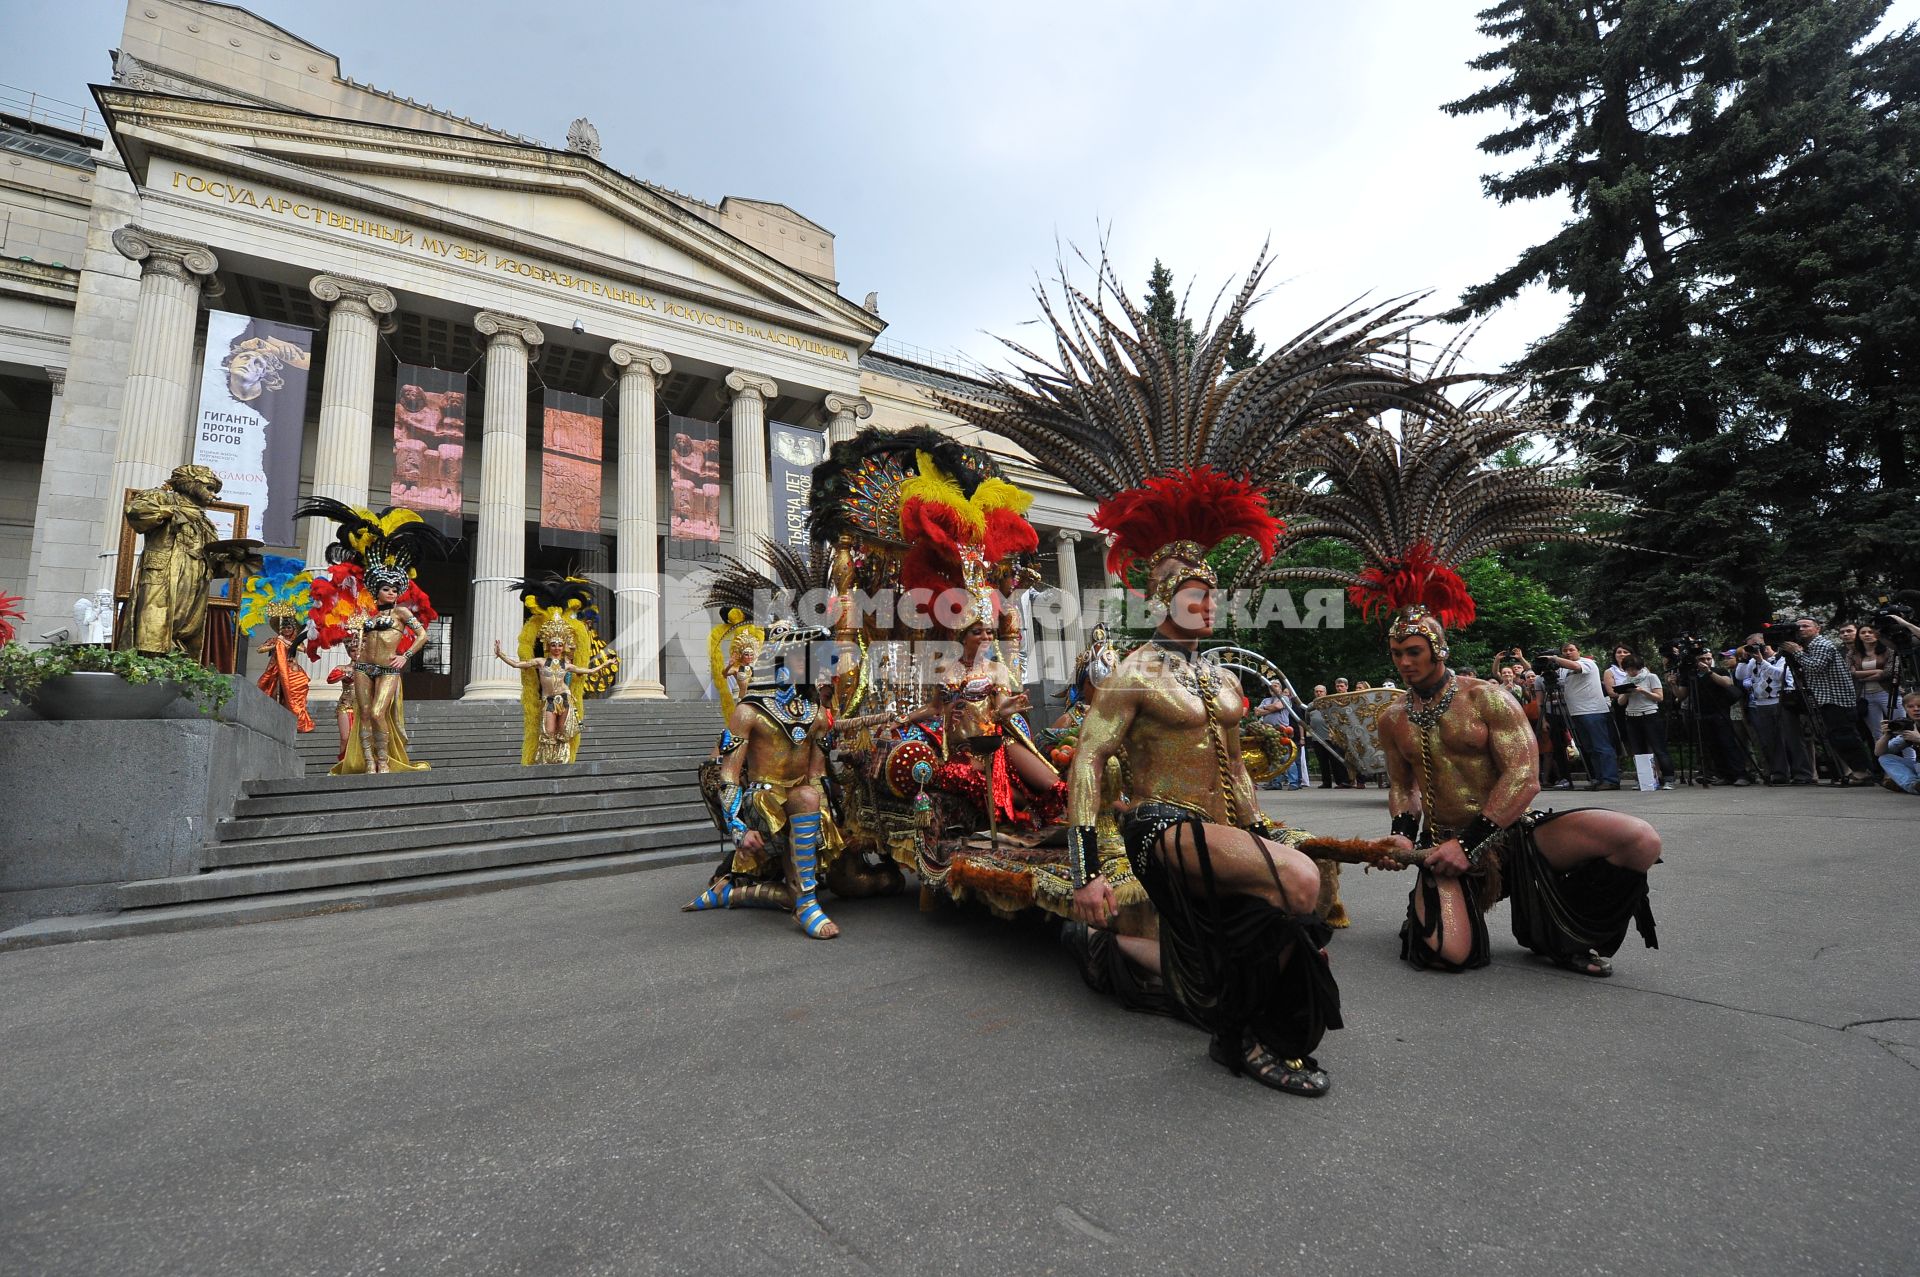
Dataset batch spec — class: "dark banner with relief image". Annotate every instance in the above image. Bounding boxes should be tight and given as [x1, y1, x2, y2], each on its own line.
[539, 389, 605, 551]
[391, 364, 468, 536]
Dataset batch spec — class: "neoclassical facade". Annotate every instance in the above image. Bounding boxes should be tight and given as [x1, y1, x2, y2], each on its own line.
[0, 0, 1098, 700]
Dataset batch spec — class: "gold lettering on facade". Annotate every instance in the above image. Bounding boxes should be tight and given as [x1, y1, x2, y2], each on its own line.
[166, 167, 850, 362]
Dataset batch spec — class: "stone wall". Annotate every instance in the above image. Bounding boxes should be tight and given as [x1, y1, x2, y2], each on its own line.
[0, 677, 301, 927]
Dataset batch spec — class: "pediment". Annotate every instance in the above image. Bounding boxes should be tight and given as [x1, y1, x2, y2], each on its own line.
[96, 89, 883, 344]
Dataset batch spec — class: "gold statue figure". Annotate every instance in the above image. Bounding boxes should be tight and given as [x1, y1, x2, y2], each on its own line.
[119, 464, 258, 658]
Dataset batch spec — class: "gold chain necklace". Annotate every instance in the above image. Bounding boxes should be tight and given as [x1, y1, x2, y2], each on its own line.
[1406, 674, 1457, 846]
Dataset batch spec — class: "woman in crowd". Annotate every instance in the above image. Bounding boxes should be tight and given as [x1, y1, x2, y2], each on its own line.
[1849, 623, 1898, 743]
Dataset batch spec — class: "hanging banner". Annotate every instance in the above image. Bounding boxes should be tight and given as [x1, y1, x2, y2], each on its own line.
[667, 415, 722, 560]
[194, 310, 312, 544]
[539, 389, 605, 550]
[391, 365, 468, 535]
[767, 421, 826, 557]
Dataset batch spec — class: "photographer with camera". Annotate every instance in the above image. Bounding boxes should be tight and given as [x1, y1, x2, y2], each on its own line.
[1613, 651, 1676, 790]
[1779, 616, 1877, 785]
[1544, 642, 1621, 790]
[1668, 646, 1754, 785]
[1873, 690, 1920, 795]
[1736, 634, 1815, 785]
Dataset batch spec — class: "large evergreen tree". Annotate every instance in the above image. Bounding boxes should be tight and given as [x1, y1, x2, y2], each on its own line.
[1447, 1, 1917, 640]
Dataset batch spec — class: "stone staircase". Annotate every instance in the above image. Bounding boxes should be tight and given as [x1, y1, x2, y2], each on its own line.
[0, 698, 732, 950]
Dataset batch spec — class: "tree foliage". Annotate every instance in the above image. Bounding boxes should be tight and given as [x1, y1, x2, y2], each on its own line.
[1447, 0, 1920, 644]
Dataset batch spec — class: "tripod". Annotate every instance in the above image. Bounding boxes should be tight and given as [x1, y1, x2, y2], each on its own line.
[1536, 672, 1591, 788]
[1779, 650, 1851, 784]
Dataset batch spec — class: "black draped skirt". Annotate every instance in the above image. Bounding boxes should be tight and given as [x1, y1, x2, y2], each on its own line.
[1400, 809, 1659, 971]
[1123, 803, 1342, 1059]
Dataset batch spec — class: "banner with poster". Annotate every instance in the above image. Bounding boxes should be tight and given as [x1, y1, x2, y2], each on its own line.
[767, 421, 826, 558]
[666, 415, 722, 560]
[193, 310, 313, 545]
[539, 389, 605, 550]
[390, 365, 468, 535]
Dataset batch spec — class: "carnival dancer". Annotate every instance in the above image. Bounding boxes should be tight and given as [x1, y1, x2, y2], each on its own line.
[296, 499, 451, 776]
[494, 572, 617, 765]
[685, 620, 846, 938]
[917, 607, 1065, 827]
[942, 249, 1446, 1096]
[1381, 607, 1661, 975]
[239, 555, 316, 733]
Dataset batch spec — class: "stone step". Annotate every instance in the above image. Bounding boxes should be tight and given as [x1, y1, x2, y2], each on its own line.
[122, 820, 721, 908]
[0, 843, 715, 952]
[217, 783, 704, 843]
[233, 768, 694, 818]
[203, 801, 714, 867]
[246, 757, 697, 796]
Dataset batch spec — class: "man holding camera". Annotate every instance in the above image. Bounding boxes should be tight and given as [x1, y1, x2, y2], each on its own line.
[1668, 647, 1754, 785]
[1779, 616, 1877, 785]
[1736, 635, 1815, 784]
[1545, 642, 1621, 790]
[1874, 690, 1920, 794]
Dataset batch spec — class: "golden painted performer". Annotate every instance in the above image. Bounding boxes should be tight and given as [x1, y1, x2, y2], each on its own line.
[119, 464, 260, 658]
[296, 499, 451, 776]
[493, 573, 617, 765]
[940, 248, 1437, 1096]
[1254, 340, 1661, 975]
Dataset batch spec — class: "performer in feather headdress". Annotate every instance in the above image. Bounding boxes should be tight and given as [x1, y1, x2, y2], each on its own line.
[296, 498, 452, 775]
[945, 248, 1438, 1097]
[492, 572, 616, 765]
[239, 554, 315, 733]
[684, 545, 847, 938]
[1256, 368, 1662, 978]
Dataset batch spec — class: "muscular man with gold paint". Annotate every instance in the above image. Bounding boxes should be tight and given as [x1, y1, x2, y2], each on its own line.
[1068, 538, 1341, 1097]
[1381, 606, 1662, 976]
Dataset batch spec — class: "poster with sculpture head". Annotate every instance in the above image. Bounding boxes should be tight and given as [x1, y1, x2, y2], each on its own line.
[193, 310, 312, 545]
[391, 365, 468, 535]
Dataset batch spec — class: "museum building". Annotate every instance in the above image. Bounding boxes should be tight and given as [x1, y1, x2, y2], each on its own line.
[0, 0, 1100, 700]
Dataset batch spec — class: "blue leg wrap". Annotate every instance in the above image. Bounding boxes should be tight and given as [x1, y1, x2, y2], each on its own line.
[683, 880, 733, 912]
[788, 812, 835, 939]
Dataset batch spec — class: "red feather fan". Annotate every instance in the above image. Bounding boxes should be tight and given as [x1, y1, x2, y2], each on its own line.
[1092, 466, 1282, 583]
[305, 563, 438, 659]
[1347, 540, 1476, 630]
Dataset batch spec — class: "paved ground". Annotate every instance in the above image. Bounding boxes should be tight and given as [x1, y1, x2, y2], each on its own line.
[2, 782, 1915, 1276]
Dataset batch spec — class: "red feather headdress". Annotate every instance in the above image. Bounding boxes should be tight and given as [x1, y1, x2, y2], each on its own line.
[1348, 540, 1475, 631]
[1092, 466, 1282, 600]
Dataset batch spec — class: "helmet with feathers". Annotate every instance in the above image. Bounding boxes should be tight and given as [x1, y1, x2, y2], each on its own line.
[295, 498, 453, 657]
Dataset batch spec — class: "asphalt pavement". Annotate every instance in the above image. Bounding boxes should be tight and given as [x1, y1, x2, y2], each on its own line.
[2, 781, 1915, 1276]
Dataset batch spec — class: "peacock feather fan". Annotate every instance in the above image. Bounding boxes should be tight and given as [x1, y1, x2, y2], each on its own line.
[238, 554, 313, 632]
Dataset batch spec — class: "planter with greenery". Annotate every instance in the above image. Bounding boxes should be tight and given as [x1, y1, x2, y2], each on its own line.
[0, 643, 235, 720]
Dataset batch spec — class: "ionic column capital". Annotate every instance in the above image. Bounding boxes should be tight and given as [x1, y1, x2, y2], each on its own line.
[608, 342, 671, 382]
[1055, 529, 1083, 545]
[310, 273, 398, 330]
[724, 369, 778, 403]
[474, 310, 546, 352]
[112, 224, 220, 289]
[823, 392, 873, 422]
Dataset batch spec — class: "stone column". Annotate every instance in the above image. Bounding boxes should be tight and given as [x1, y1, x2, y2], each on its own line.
[22, 368, 68, 616]
[822, 392, 872, 446]
[301, 275, 397, 569]
[608, 343, 671, 700]
[1055, 529, 1086, 650]
[104, 226, 220, 534]
[462, 311, 544, 700]
[724, 370, 777, 566]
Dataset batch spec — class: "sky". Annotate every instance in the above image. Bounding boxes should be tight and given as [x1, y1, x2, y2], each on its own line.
[4, 0, 1916, 380]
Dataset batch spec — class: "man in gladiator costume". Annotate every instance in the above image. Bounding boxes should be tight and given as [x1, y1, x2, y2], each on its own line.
[1381, 607, 1661, 975]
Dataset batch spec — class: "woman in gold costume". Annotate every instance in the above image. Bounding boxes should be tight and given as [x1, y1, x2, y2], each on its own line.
[296, 499, 450, 777]
[918, 606, 1065, 828]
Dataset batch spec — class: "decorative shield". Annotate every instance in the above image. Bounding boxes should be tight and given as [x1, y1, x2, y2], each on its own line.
[1309, 687, 1406, 780]
[884, 738, 939, 798]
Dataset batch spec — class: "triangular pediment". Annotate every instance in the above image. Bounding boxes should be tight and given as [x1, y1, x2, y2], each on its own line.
[96, 88, 884, 346]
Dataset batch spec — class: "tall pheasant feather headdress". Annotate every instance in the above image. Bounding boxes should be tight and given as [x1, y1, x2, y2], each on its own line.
[702, 538, 838, 713]
[1255, 349, 1630, 642]
[937, 245, 1443, 606]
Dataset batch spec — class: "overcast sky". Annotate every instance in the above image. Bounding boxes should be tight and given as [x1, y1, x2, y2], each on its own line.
[7, 0, 1917, 379]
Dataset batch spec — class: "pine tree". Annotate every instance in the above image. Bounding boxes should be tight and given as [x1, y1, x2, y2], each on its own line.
[1447, 1, 1917, 640]
[1142, 259, 1197, 359]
